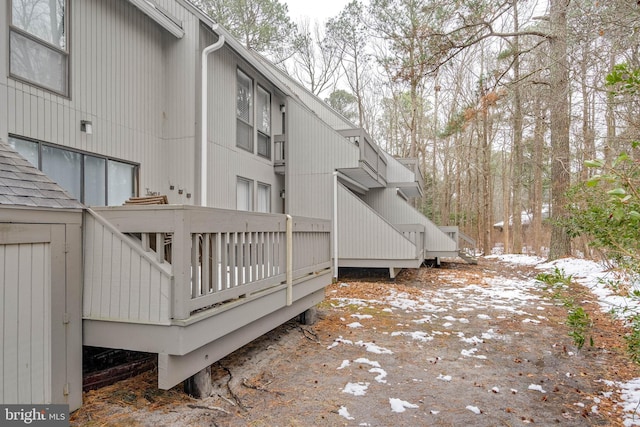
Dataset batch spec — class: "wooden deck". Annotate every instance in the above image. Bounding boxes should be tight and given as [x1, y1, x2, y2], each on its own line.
[82, 206, 332, 389]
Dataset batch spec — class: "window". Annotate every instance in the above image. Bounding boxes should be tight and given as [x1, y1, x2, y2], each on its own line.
[84, 156, 106, 206]
[8, 136, 138, 206]
[42, 144, 82, 200]
[257, 183, 271, 213]
[108, 160, 136, 206]
[10, 0, 69, 95]
[236, 177, 253, 211]
[236, 69, 253, 152]
[257, 86, 271, 159]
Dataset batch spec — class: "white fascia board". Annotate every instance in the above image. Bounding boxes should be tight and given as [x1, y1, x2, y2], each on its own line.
[129, 0, 185, 38]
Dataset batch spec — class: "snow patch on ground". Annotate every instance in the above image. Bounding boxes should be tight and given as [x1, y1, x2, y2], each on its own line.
[338, 406, 354, 420]
[466, 405, 481, 414]
[342, 382, 369, 396]
[532, 255, 640, 423]
[486, 254, 546, 265]
[528, 384, 546, 393]
[389, 398, 419, 413]
[391, 331, 434, 342]
[355, 341, 393, 354]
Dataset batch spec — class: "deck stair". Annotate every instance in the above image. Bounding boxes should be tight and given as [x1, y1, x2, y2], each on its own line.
[458, 249, 478, 265]
[457, 230, 478, 264]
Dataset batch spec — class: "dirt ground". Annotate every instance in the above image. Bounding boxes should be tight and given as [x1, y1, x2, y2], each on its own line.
[71, 258, 640, 426]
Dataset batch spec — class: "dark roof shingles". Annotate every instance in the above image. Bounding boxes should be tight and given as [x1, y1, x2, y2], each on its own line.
[0, 141, 83, 209]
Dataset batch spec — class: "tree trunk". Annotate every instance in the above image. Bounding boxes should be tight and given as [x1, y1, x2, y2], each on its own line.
[547, 0, 572, 260]
[532, 96, 545, 256]
[502, 150, 511, 253]
[511, 1, 523, 254]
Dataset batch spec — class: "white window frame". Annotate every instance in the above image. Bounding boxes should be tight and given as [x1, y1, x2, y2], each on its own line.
[236, 68, 254, 152]
[257, 182, 271, 213]
[236, 176, 254, 211]
[256, 85, 271, 159]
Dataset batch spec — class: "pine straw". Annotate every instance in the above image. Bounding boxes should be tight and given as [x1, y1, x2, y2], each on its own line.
[70, 369, 194, 426]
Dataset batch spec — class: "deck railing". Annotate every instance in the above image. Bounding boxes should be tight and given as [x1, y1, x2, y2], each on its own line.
[87, 206, 331, 322]
[338, 128, 387, 185]
[395, 223, 425, 260]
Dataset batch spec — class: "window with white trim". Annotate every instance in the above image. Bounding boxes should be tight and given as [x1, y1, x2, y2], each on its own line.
[257, 182, 271, 213]
[236, 69, 253, 152]
[256, 86, 271, 159]
[236, 176, 253, 211]
[9, 136, 138, 206]
[10, 0, 69, 95]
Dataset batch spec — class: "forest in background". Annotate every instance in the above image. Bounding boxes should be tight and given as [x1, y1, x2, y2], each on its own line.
[193, 0, 640, 269]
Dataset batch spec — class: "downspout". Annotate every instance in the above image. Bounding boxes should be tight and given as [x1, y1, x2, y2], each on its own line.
[333, 171, 338, 282]
[200, 25, 225, 206]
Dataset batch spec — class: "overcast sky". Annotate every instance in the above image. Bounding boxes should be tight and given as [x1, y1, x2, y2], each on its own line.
[283, 0, 354, 24]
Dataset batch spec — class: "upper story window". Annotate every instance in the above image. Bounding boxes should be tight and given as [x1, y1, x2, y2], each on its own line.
[257, 86, 271, 159]
[236, 69, 253, 152]
[9, 135, 138, 206]
[9, 0, 69, 96]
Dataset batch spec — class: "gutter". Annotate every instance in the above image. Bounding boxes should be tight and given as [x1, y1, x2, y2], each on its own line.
[333, 171, 339, 282]
[200, 25, 225, 206]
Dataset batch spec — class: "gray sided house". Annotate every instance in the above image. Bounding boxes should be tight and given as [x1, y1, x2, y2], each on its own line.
[0, 141, 83, 411]
[0, 0, 469, 410]
[252, 53, 476, 275]
[1, 0, 331, 406]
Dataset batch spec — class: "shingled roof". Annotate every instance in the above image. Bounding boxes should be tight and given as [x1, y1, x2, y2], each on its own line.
[0, 140, 83, 209]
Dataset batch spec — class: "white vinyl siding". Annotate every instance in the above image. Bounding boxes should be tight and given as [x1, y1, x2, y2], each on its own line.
[10, 0, 69, 95]
[236, 69, 253, 152]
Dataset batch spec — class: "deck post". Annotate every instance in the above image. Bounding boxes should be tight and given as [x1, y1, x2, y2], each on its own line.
[300, 307, 317, 325]
[173, 209, 192, 320]
[184, 366, 212, 398]
[286, 214, 293, 306]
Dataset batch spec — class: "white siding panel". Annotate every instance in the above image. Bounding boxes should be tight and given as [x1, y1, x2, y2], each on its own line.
[337, 185, 416, 260]
[362, 188, 458, 252]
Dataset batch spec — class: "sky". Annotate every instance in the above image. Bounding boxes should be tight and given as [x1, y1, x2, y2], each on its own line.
[283, 0, 355, 24]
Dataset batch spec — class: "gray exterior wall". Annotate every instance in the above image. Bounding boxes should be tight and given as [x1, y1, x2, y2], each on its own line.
[337, 184, 417, 261]
[0, 0, 287, 212]
[285, 100, 359, 219]
[250, 54, 355, 131]
[383, 152, 415, 184]
[0, 208, 83, 411]
[202, 27, 286, 212]
[1, 0, 175, 200]
[362, 187, 458, 252]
